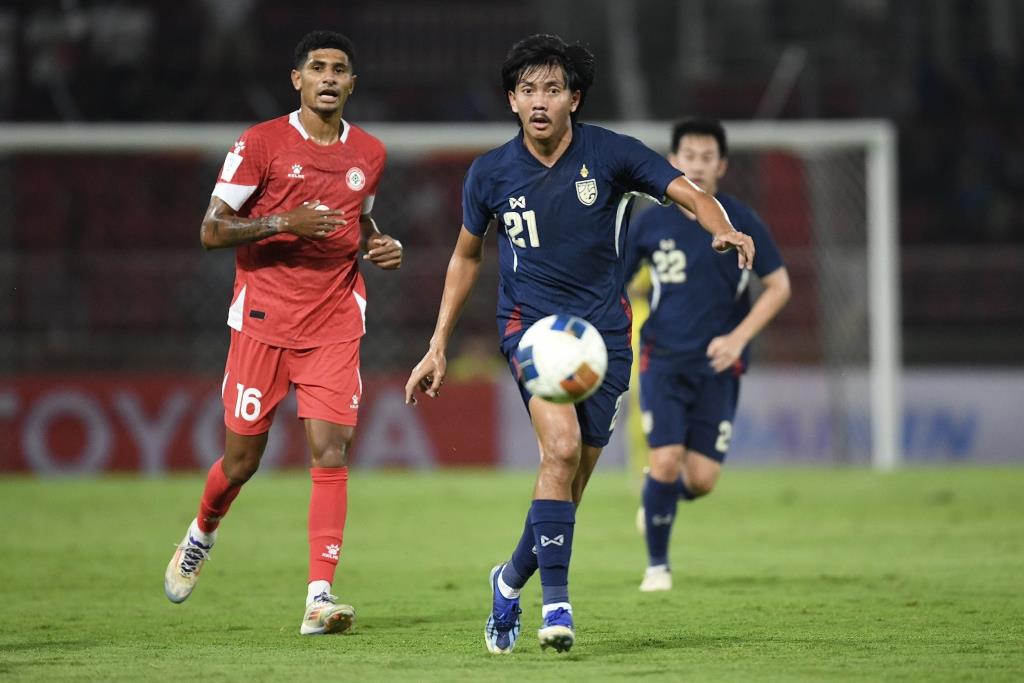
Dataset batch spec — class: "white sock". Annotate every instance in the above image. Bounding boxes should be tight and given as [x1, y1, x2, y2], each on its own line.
[188, 519, 215, 547]
[541, 602, 572, 617]
[306, 580, 331, 606]
[497, 574, 521, 600]
[646, 563, 669, 574]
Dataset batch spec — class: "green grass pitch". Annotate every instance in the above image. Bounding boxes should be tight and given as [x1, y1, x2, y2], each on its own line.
[1, 467, 1021, 681]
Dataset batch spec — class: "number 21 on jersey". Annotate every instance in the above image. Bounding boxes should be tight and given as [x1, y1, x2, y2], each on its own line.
[503, 210, 540, 248]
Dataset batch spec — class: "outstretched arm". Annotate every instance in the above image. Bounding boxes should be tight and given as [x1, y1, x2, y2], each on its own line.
[665, 176, 755, 269]
[199, 196, 347, 250]
[707, 266, 791, 372]
[404, 225, 486, 403]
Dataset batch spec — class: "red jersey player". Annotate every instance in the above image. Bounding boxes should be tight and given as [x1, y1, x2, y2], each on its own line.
[164, 31, 402, 636]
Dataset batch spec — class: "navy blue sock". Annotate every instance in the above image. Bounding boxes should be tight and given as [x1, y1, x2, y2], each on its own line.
[676, 474, 695, 501]
[643, 474, 678, 567]
[531, 499, 575, 606]
[501, 510, 537, 589]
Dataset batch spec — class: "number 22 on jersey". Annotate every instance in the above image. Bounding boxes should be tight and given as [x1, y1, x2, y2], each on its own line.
[652, 242, 686, 284]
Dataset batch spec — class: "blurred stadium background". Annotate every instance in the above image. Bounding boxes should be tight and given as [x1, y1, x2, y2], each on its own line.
[1, 0, 1023, 474]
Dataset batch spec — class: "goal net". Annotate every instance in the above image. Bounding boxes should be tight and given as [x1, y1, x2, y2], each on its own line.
[0, 120, 899, 469]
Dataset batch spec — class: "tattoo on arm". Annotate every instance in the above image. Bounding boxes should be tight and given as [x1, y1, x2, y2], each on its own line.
[210, 215, 281, 244]
[201, 199, 283, 250]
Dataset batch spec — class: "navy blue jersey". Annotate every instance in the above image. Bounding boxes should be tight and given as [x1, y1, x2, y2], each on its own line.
[624, 193, 785, 370]
[462, 123, 682, 349]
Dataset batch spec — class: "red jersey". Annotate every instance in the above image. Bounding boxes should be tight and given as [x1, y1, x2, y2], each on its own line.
[211, 111, 386, 348]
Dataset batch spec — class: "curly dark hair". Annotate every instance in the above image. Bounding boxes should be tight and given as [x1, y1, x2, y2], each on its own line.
[294, 30, 356, 70]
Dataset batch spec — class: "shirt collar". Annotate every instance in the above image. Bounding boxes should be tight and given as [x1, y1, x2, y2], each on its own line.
[289, 110, 350, 143]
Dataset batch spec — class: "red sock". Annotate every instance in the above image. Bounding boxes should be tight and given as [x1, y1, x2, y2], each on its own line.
[197, 457, 243, 533]
[308, 467, 349, 584]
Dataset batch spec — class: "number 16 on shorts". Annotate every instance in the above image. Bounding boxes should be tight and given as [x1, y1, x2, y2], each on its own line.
[222, 370, 282, 435]
[233, 384, 263, 422]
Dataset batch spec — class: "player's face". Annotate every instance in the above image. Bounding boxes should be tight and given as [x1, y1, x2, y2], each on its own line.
[291, 48, 356, 116]
[508, 65, 580, 144]
[671, 134, 727, 195]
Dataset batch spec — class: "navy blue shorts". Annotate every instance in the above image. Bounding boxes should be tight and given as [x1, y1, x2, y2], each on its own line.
[639, 354, 740, 462]
[500, 331, 632, 448]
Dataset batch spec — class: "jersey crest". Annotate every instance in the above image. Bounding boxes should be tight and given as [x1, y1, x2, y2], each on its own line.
[575, 179, 597, 206]
[346, 167, 366, 191]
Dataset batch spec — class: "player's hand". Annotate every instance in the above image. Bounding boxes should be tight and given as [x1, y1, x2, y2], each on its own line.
[706, 333, 746, 373]
[405, 349, 447, 404]
[363, 234, 403, 270]
[280, 200, 347, 240]
[711, 229, 755, 270]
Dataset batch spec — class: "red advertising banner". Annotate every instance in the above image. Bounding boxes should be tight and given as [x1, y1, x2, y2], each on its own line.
[0, 375, 499, 474]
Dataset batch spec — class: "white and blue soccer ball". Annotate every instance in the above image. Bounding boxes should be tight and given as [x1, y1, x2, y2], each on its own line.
[515, 314, 608, 404]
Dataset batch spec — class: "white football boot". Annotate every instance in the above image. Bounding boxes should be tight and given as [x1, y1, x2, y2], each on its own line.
[164, 520, 215, 603]
[639, 564, 673, 592]
[300, 592, 355, 635]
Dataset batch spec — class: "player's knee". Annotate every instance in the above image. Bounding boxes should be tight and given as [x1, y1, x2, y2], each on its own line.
[685, 467, 720, 497]
[222, 450, 261, 484]
[648, 447, 683, 482]
[312, 442, 349, 468]
[540, 434, 581, 466]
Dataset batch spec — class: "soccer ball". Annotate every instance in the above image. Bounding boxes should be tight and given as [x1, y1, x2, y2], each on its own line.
[515, 314, 608, 403]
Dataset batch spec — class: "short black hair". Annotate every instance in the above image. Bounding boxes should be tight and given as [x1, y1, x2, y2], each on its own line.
[501, 34, 595, 123]
[671, 117, 728, 158]
[294, 31, 356, 70]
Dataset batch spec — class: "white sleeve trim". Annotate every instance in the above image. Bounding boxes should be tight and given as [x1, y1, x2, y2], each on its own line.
[213, 183, 258, 211]
[361, 194, 375, 214]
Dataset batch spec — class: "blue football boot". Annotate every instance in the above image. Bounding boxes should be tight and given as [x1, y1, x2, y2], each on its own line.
[484, 564, 522, 654]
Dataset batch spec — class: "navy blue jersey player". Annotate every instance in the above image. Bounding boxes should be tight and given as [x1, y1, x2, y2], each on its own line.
[624, 118, 791, 593]
[405, 38, 754, 654]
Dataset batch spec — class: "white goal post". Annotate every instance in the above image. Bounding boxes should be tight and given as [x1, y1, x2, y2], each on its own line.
[0, 119, 900, 470]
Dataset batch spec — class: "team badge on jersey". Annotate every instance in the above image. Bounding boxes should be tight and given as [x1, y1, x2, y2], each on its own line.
[575, 178, 598, 206]
[346, 167, 366, 191]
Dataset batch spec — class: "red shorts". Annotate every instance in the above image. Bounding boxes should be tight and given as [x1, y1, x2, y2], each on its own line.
[222, 330, 362, 435]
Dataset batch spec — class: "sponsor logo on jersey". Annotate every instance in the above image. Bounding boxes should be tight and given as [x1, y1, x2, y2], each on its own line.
[288, 163, 305, 179]
[321, 543, 340, 560]
[509, 195, 527, 209]
[346, 167, 366, 191]
[575, 179, 598, 206]
[350, 393, 360, 409]
[659, 238, 676, 251]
